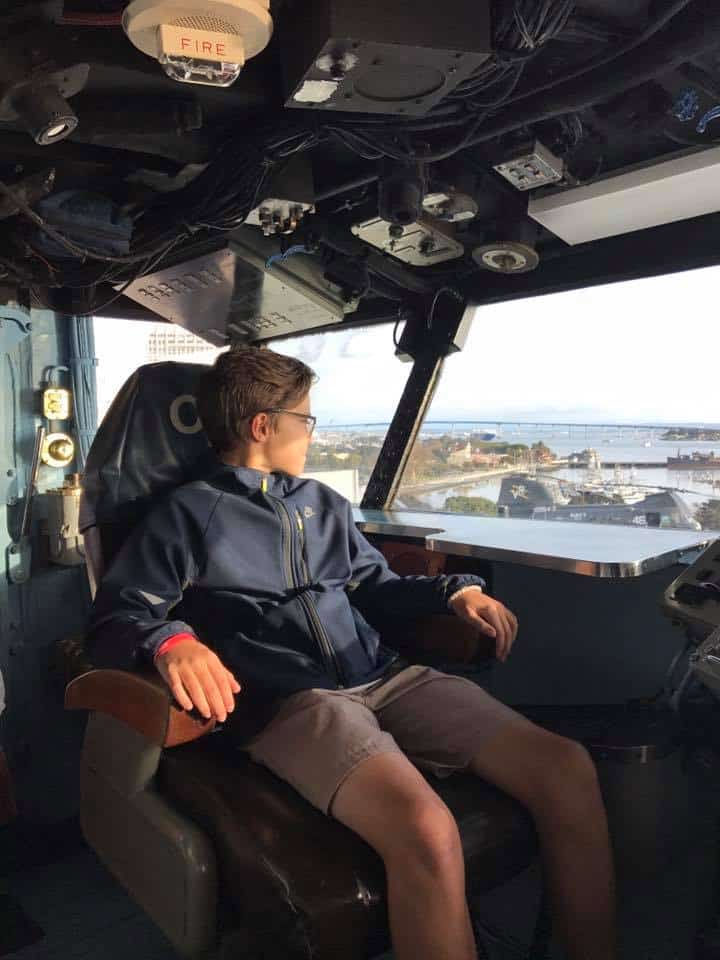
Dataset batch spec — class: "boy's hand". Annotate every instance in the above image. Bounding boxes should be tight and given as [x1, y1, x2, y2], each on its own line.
[155, 637, 241, 722]
[448, 587, 518, 662]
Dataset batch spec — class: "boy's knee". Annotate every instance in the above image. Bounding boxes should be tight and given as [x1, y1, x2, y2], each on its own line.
[531, 734, 600, 812]
[386, 796, 463, 876]
[551, 736, 598, 789]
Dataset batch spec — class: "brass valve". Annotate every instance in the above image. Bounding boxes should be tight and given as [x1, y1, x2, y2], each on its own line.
[41, 432, 75, 468]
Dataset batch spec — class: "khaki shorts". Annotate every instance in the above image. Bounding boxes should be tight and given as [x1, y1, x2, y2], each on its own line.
[244, 664, 524, 814]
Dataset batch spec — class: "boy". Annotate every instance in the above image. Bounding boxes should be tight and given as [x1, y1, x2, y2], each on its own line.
[87, 347, 615, 960]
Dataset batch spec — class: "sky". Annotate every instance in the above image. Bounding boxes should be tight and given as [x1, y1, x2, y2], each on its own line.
[97, 263, 720, 426]
[280, 264, 720, 425]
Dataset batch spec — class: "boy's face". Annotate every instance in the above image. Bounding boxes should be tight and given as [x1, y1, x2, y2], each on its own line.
[258, 392, 314, 476]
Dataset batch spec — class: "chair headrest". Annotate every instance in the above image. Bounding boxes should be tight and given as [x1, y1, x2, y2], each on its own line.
[80, 361, 212, 533]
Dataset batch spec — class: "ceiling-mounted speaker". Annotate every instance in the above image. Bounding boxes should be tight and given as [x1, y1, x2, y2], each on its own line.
[281, 0, 492, 117]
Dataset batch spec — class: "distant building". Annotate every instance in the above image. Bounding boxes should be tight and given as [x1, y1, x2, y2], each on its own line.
[146, 326, 221, 363]
[447, 441, 472, 467]
[471, 451, 504, 467]
[568, 448, 599, 468]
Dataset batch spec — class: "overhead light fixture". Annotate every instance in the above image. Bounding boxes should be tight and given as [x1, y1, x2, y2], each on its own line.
[528, 146, 720, 245]
[3, 67, 89, 146]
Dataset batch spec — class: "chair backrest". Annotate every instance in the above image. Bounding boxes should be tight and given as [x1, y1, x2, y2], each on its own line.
[80, 361, 212, 588]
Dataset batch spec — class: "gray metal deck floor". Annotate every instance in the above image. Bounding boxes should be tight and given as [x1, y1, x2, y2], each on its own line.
[4, 848, 178, 960]
[1, 819, 714, 960]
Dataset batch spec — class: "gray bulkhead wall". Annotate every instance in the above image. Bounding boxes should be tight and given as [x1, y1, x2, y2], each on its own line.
[1, 307, 91, 823]
[483, 562, 687, 706]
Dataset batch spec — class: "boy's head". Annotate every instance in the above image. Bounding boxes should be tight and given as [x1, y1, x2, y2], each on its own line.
[196, 346, 316, 476]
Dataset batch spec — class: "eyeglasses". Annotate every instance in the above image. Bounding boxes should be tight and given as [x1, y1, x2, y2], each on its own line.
[264, 408, 317, 436]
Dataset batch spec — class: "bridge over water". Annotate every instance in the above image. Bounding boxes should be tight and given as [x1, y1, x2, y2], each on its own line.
[319, 419, 720, 433]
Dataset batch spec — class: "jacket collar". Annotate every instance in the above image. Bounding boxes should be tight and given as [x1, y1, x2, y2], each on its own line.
[198, 452, 301, 496]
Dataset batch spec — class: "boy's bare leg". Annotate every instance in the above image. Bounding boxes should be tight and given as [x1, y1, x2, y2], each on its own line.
[330, 752, 477, 960]
[469, 722, 616, 960]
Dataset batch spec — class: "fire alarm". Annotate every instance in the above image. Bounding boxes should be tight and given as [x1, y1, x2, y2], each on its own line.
[123, 0, 273, 87]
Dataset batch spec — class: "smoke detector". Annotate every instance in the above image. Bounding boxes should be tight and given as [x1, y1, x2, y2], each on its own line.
[472, 241, 539, 274]
[123, 0, 273, 87]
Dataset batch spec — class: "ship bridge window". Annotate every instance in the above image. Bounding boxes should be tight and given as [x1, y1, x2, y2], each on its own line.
[93, 317, 224, 423]
[93, 318, 410, 506]
[276, 326, 411, 504]
[394, 266, 720, 535]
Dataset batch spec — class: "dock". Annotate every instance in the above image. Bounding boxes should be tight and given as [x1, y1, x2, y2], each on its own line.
[400, 463, 560, 494]
[567, 461, 668, 469]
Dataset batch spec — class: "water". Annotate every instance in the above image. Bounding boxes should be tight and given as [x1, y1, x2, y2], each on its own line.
[414, 469, 717, 513]
[411, 423, 719, 464]
[316, 422, 720, 513]
[393, 426, 720, 512]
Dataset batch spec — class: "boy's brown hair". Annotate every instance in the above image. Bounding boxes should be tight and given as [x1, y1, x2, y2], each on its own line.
[196, 346, 315, 453]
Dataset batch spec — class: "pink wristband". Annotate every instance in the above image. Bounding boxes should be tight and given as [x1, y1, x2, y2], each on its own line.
[154, 632, 197, 660]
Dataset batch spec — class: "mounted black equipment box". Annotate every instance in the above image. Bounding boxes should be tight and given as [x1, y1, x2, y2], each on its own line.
[281, 0, 492, 117]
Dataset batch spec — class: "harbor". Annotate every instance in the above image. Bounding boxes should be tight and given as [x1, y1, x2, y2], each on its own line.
[399, 464, 552, 494]
[392, 425, 720, 529]
[309, 419, 720, 530]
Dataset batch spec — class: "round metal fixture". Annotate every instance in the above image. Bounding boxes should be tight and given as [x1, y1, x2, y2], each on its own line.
[13, 83, 78, 147]
[472, 241, 539, 274]
[41, 433, 75, 468]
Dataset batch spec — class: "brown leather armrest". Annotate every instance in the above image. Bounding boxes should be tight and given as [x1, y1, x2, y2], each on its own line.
[65, 669, 215, 747]
[395, 614, 495, 665]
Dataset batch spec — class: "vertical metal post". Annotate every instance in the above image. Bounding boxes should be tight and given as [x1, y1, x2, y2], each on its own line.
[360, 350, 445, 510]
[361, 294, 473, 511]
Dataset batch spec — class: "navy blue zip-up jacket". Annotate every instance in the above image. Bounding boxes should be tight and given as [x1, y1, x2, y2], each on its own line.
[86, 460, 485, 702]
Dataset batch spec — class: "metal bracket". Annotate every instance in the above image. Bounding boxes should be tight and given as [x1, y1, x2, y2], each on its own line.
[6, 537, 30, 584]
[0, 306, 32, 353]
[678, 547, 707, 566]
[6, 426, 45, 583]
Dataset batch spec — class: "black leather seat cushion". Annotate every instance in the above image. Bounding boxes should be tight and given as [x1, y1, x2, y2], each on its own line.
[160, 736, 537, 959]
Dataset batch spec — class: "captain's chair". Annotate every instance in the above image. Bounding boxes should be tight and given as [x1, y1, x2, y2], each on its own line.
[65, 361, 544, 959]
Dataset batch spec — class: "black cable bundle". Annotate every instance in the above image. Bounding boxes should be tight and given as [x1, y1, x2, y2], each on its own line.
[321, 0, 696, 162]
[0, 123, 321, 309]
[449, 0, 575, 109]
[134, 126, 319, 245]
[0, 0, 702, 304]
[321, 0, 576, 163]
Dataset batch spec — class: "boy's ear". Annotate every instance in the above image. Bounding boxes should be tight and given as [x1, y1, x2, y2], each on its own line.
[248, 413, 262, 442]
[249, 411, 272, 442]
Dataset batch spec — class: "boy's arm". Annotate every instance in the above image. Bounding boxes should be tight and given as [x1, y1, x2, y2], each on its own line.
[86, 493, 240, 721]
[345, 504, 518, 661]
[344, 503, 486, 617]
[85, 495, 205, 670]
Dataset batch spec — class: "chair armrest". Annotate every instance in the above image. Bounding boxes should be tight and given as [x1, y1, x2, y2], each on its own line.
[65, 669, 215, 747]
[394, 614, 495, 665]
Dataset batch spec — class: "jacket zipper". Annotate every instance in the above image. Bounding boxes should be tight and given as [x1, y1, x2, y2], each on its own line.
[294, 510, 345, 687]
[267, 492, 344, 687]
[295, 509, 311, 583]
[275, 496, 295, 592]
